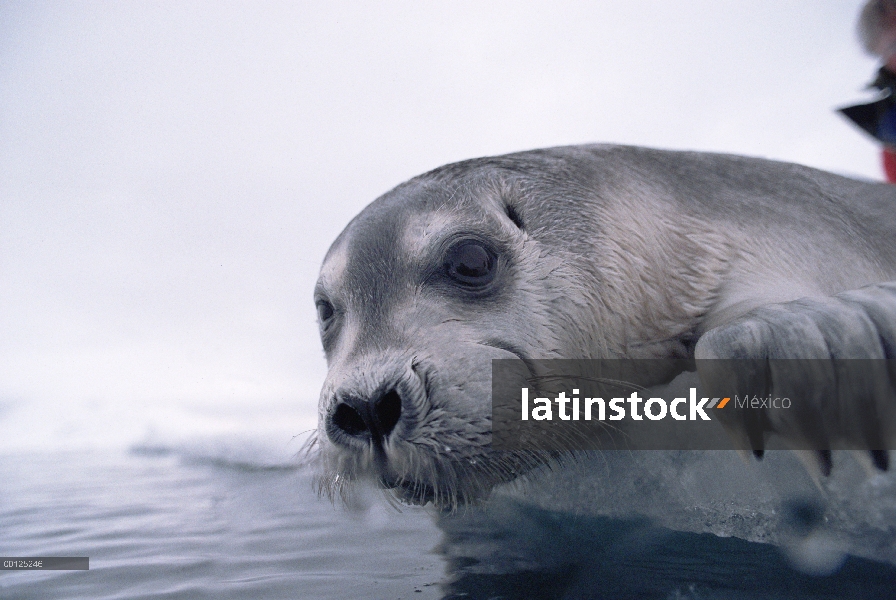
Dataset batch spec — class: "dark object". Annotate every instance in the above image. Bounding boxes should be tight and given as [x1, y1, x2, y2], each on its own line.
[870, 65, 896, 94]
[838, 66, 896, 144]
[781, 497, 826, 537]
[838, 96, 894, 141]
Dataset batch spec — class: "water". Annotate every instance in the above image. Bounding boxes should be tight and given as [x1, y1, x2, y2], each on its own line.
[0, 448, 443, 600]
[3, 446, 896, 599]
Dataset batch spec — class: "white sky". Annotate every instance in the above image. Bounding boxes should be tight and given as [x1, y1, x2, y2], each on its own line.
[0, 1, 884, 451]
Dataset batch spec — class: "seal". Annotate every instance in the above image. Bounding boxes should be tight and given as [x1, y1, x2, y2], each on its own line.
[310, 144, 896, 509]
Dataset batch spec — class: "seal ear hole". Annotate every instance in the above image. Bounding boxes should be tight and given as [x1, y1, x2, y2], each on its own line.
[505, 204, 524, 230]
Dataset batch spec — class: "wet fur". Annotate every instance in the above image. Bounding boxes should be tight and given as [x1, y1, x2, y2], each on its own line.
[311, 145, 896, 509]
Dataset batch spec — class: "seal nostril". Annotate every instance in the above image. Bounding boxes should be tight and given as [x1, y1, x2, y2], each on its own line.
[330, 389, 402, 443]
[373, 390, 402, 437]
[333, 402, 368, 436]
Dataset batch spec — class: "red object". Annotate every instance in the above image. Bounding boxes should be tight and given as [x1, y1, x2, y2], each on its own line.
[883, 147, 896, 182]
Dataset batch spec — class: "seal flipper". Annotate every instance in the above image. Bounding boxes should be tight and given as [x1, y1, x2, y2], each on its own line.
[695, 282, 896, 472]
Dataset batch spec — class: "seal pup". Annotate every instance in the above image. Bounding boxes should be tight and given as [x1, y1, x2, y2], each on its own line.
[310, 144, 896, 509]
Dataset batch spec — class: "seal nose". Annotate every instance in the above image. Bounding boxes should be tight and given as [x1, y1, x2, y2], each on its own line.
[330, 389, 403, 444]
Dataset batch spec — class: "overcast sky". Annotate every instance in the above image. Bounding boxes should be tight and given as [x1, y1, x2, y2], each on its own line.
[0, 1, 884, 451]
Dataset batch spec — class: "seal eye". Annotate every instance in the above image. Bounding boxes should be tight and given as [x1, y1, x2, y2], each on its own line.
[445, 240, 496, 287]
[316, 300, 334, 324]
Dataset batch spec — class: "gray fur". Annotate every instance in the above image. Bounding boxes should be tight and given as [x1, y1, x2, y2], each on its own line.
[311, 144, 896, 508]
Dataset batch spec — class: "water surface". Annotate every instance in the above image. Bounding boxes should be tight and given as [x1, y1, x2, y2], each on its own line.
[3, 448, 895, 599]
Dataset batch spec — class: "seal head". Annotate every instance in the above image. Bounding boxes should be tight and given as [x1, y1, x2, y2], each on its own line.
[312, 146, 735, 508]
